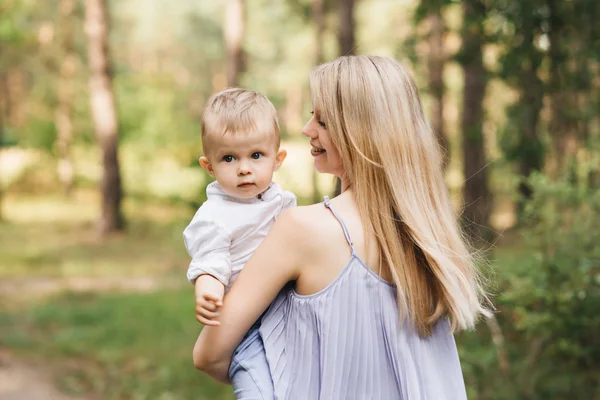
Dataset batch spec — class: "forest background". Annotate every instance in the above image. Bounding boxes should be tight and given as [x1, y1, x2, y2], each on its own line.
[0, 0, 599, 399]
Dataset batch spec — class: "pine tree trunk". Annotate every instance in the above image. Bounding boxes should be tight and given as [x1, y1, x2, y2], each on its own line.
[312, 0, 325, 203]
[0, 74, 5, 222]
[337, 0, 356, 56]
[85, 0, 124, 234]
[516, 84, 543, 211]
[547, 0, 577, 178]
[334, 0, 355, 196]
[460, 0, 490, 242]
[225, 0, 244, 87]
[426, 7, 448, 168]
[55, 0, 76, 196]
[516, 13, 544, 217]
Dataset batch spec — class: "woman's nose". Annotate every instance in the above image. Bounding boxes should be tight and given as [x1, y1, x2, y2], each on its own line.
[301, 122, 315, 138]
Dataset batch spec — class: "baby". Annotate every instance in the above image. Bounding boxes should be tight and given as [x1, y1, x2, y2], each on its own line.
[184, 88, 295, 399]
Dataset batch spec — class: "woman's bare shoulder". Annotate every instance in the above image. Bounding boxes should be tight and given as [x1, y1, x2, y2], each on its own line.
[276, 202, 336, 250]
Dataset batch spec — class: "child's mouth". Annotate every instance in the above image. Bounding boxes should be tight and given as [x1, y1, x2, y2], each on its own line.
[238, 183, 255, 188]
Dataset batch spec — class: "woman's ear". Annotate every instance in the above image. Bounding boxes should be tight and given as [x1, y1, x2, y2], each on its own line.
[274, 149, 287, 171]
[199, 156, 215, 177]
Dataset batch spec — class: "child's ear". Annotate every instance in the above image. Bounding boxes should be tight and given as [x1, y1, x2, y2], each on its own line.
[199, 156, 215, 177]
[274, 149, 287, 171]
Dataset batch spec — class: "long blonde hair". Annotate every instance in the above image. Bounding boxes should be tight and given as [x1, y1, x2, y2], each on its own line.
[310, 55, 490, 336]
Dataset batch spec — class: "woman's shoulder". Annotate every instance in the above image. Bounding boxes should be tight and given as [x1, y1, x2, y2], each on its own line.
[275, 201, 337, 251]
[278, 201, 330, 231]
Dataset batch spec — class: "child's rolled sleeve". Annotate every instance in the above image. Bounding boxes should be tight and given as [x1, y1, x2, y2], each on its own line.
[183, 218, 232, 286]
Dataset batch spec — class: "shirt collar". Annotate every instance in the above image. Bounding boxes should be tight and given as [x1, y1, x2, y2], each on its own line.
[206, 181, 282, 203]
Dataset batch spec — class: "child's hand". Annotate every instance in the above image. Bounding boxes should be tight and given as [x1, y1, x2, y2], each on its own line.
[194, 275, 225, 326]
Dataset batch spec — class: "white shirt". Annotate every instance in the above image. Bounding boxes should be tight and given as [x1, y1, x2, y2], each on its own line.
[183, 181, 296, 291]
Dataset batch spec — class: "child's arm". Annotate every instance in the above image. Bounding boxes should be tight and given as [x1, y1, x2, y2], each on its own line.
[183, 217, 233, 285]
[192, 208, 307, 382]
[194, 274, 225, 326]
[183, 215, 232, 324]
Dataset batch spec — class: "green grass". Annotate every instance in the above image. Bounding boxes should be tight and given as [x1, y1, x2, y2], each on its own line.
[0, 191, 234, 399]
[0, 191, 192, 280]
[0, 289, 234, 399]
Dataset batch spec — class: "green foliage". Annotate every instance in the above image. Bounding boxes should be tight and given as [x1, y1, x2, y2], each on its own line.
[507, 173, 600, 398]
[498, 104, 545, 166]
[21, 117, 57, 150]
[460, 173, 600, 399]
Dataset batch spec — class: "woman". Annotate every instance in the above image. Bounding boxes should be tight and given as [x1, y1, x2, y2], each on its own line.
[193, 55, 490, 399]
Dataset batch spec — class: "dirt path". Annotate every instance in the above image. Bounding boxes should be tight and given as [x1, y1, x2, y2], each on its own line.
[0, 350, 87, 400]
[0, 276, 182, 298]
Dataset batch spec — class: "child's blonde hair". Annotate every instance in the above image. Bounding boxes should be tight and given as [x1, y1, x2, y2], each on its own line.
[310, 55, 491, 336]
[201, 88, 280, 154]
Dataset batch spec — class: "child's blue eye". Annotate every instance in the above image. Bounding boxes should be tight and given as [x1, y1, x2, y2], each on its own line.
[251, 152, 262, 159]
[223, 155, 235, 162]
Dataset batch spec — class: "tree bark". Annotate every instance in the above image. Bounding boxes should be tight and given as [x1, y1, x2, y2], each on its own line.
[0, 74, 5, 222]
[337, 0, 355, 56]
[334, 0, 355, 195]
[225, 0, 244, 87]
[547, 0, 576, 178]
[85, 0, 124, 234]
[55, 0, 77, 196]
[426, 7, 448, 169]
[460, 0, 490, 242]
[312, 0, 325, 203]
[516, 82, 543, 213]
[515, 8, 544, 217]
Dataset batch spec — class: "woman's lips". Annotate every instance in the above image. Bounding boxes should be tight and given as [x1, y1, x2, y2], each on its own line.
[311, 147, 326, 157]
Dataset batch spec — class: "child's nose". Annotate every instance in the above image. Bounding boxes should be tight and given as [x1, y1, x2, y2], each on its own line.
[237, 161, 251, 175]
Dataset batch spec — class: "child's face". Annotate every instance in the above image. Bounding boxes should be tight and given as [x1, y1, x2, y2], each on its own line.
[200, 131, 286, 199]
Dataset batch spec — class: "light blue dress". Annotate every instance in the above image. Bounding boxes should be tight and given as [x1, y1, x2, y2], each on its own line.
[255, 197, 468, 399]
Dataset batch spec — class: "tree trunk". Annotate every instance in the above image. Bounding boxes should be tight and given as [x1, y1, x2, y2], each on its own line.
[516, 84, 543, 213]
[312, 0, 325, 203]
[547, 0, 576, 179]
[337, 0, 356, 56]
[460, 0, 490, 242]
[225, 0, 244, 87]
[313, 0, 325, 65]
[426, 7, 448, 169]
[515, 13, 544, 217]
[55, 0, 77, 196]
[0, 74, 5, 222]
[85, 0, 124, 234]
[334, 0, 355, 195]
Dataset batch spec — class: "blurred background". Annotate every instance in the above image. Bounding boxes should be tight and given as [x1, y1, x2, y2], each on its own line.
[0, 0, 599, 399]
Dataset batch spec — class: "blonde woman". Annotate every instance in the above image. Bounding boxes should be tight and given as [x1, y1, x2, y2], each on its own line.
[193, 55, 490, 399]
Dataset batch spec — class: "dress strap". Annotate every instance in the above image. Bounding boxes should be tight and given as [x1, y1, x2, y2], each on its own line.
[323, 196, 356, 255]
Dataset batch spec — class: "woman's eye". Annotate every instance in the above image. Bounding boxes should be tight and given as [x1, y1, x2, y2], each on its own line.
[223, 155, 234, 162]
[311, 111, 326, 128]
[251, 152, 262, 159]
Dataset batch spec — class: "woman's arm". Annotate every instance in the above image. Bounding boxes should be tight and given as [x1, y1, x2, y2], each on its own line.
[192, 208, 305, 382]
